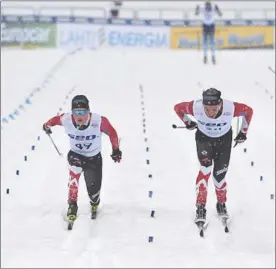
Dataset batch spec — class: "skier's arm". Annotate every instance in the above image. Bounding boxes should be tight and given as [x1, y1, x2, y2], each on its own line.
[100, 116, 119, 150]
[44, 114, 65, 127]
[215, 4, 222, 16]
[233, 102, 253, 133]
[195, 5, 200, 16]
[174, 101, 195, 125]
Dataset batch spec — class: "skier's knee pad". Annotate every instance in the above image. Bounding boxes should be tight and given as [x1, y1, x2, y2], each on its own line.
[200, 157, 212, 167]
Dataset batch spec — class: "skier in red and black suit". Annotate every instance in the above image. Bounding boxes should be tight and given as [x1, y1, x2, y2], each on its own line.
[42, 95, 122, 222]
[174, 88, 253, 225]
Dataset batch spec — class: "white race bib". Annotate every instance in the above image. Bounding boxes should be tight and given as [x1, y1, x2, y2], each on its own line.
[193, 99, 234, 138]
[61, 113, 102, 157]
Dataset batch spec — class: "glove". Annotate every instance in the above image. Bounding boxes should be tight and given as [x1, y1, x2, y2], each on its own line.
[234, 131, 247, 144]
[111, 148, 122, 163]
[185, 121, 197, 130]
[43, 124, 52, 135]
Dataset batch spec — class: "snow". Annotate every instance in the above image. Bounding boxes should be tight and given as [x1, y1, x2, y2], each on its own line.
[1, 48, 275, 268]
[0, 50, 73, 114]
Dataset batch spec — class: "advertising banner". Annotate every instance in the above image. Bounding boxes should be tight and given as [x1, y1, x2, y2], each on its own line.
[56, 24, 100, 50]
[56, 24, 170, 50]
[98, 25, 170, 49]
[1, 23, 56, 48]
[170, 26, 274, 49]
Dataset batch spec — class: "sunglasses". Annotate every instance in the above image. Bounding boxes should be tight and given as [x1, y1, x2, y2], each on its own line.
[72, 109, 88, 116]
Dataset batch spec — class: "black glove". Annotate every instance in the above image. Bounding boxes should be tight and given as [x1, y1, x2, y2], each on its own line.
[43, 124, 52, 135]
[234, 131, 247, 144]
[111, 148, 122, 163]
[185, 121, 197, 130]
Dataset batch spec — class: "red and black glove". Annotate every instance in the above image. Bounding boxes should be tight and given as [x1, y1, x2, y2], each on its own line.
[111, 148, 122, 163]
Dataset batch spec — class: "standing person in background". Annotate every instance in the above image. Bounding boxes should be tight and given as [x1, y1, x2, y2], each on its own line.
[110, 0, 123, 18]
[195, 1, 222, 64]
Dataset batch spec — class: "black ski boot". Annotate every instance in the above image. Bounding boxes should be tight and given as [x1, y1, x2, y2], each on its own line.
[216, 202, 229, 218]
[212, 55, 216, 65]
[195, 204, 207, 224]
[67, 201, 78, 221]
[216, 202, 230, 232]
[203, 55, 208, 64]
[91, 203, 98, 219]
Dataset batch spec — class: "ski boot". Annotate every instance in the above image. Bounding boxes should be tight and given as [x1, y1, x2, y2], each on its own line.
[195, 204, 207, 237]
[203, 55, 208, 64]
[67, 201, 78, 222]
[91, 203, 98, 220]
[216, 202, 230, 232]
[67, 202, 78, 230]
[216, 202, 229, 219]
[195, 204, 207, 225]
[212, 55, 216, 65]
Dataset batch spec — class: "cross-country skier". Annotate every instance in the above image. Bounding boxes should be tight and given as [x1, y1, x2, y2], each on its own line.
[174, 88, 253, 226]
[42, 95, 122, 223]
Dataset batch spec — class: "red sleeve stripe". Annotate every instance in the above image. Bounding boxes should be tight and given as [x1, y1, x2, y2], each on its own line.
[233, 102, 253, 133]
[45, 113, 64, 127]
[174, 101, 194, 123]
[100, 116, 119, 149]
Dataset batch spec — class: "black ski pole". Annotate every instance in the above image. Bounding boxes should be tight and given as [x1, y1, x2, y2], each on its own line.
[172, 124, 187, 129]
[47, 133, 62, 156]
[268, 66, 275, 74]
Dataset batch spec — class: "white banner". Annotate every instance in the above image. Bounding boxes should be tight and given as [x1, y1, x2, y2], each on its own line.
[98, 25, 170, 49]
[56, 24, 170, 50]
[56, 24, 100, 50]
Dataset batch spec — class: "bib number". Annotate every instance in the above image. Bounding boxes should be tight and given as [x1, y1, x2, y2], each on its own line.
[205, 122, 227, 131]
[75, 143, 92, 150]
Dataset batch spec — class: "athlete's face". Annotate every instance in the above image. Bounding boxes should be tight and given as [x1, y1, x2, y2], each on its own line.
[205, 1, 211, 10]
[204, 103, 222, 118]
[72, 108, 89, 125]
